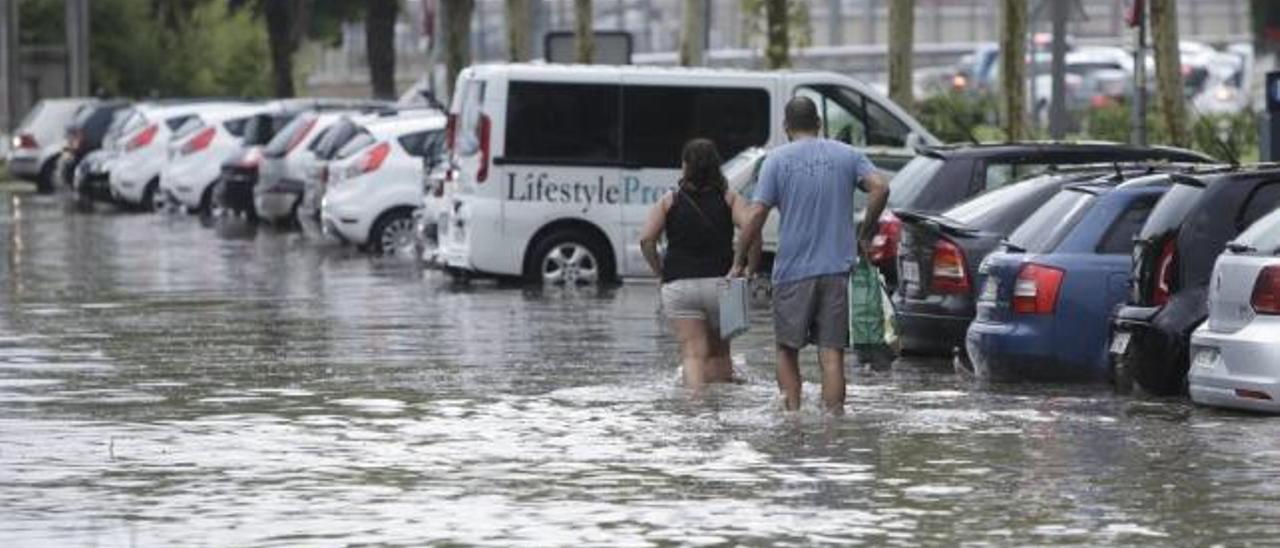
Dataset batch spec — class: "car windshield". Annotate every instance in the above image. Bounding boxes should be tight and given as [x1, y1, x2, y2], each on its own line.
[887, 155, 945, 209]
[1138, 182, 1202, 240]
[1006, 188, 1096, 253]
[1235, 208, 1280, 254]
[943, 174, 1060, 233]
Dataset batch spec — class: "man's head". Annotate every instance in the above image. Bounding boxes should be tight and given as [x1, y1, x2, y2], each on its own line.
[784, 96, 821, 139]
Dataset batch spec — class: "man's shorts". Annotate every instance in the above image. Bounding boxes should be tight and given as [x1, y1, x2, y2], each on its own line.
[773, 273, 848, 350]
[661, 277, 723, 328]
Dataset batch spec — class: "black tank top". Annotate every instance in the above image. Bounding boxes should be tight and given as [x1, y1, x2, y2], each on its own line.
[663, 188, 734, 283]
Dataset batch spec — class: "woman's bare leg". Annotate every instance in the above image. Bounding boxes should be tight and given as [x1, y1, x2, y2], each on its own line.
[672, 318, 712, 388]
[706, 335, 735, 383]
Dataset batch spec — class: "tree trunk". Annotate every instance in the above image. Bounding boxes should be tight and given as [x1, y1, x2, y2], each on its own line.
[574, 0, 593, 63]
[1151, 0, 1188, 147]
[887, 0, 914, 110]
[443, 0, 474, 101]
[366, 0, 398, 100]
[505, 0, 533, 62]
[679, 0, 706, 66]
[263, 0, 298, 97]
[765, 0, 789, 69]
[998, 0, 1026, 141]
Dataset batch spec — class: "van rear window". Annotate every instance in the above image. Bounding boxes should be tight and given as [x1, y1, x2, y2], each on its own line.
[505, 82, 620, 164]
[622, 86, 769, 168]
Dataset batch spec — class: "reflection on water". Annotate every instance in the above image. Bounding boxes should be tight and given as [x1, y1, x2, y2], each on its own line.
[2, 192, 1280, 545]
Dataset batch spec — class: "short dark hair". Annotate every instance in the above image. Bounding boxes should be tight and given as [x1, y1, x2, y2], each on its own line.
[680, 138, 727, 194]
[784, 96, 820, 133]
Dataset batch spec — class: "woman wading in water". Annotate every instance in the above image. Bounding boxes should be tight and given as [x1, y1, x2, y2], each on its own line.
[640, 139, 758, 387]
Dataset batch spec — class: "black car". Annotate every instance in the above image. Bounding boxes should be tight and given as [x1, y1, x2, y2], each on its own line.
[1110, 169, 1280, 395]
[57, 100, 131, 189]
[892, 165, 1196, 358]
[870, 143, 1215, 286]
[217, 99, 391, 218]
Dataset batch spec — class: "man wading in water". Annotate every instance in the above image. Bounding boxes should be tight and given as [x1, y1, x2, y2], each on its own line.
[729, 96, 891, 414]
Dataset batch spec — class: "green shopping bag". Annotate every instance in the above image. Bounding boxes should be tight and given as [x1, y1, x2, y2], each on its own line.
[849, 258, 897, 369]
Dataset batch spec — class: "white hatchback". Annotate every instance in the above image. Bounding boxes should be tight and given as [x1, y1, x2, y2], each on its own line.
[321, 111, 446, 254]
[1189, 208, 1280, 413]
[109, 101, 254, 209]
[161, 104, 263, 212]
[6, 98, 91, 192]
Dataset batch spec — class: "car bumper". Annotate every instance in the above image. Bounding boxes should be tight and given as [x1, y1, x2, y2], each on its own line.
[320, 197, 371, 245]
[220, 167, 258, 213]
[6, 155, 40, 179]
[1109, 305, 1187, 394]
[254, 180, 303, 223]
[77, 170, 114, 202]
[965, 319, 1091, 382]
[895, 305, 972, 356]
[1188, 319, 1280, 413]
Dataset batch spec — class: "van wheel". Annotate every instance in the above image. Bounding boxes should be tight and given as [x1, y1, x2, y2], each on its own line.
[369, 208, 416, 256]
[526, 230, 612, 286]
[36, 159, 57, 194]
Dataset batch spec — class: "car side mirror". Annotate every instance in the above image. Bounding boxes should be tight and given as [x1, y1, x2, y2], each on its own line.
[904, 132, 926, 153]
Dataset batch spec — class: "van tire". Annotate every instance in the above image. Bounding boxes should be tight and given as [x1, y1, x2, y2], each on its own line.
[525, 229, 614, 286]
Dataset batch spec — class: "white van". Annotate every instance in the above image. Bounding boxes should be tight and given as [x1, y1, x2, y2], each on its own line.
[438, 64, 938, 284]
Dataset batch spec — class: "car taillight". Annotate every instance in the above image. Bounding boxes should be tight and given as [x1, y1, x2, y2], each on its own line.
[476, 114, 491, 183]
[1012, 263, 1065, 314]
[127, 124, 158, 152]
[355, 142, 391, 175]
[930, 237, 970, 294]
[869, 211, 901, 266]
[16, 133, 38, 149]
[239, 147, 263, 169]
[1251, 265, 1280, 315]
[1153, 238, 1176, 306]
[286, 119, 317, 153]
[181, 127, 217, 155]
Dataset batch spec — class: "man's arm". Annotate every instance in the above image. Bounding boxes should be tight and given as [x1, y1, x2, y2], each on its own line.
[858, 171, 890, 255]
[730, 202, 770, 278]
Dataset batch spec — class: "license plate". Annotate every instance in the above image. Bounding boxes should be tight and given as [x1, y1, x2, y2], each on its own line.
[1192, 347, 1219, 370]
[901, 261, 920, 285]
[1110, 332, 1131, 354]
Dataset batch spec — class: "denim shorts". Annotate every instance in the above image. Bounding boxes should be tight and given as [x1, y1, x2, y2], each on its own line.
[661, 277, 724, 327]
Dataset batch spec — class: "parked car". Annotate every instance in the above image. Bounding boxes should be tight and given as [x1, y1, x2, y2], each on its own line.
[161, 104, 262, 213]
[869, 143, 1214, 288]
[1188, 207, 1280, 412]
[965, 174, 1175, 381]
[217, 98, 389, 218]
[56, 99, 131, 188]
[1110, 169, 1280, 396]
[438, 63, 940, 285]
[321, 111, 446, 254]
[109, 101, 252, 210]
[894, 166, 1171, 357]
[6, 97, 92, 192]
[72, 112, 132, 205]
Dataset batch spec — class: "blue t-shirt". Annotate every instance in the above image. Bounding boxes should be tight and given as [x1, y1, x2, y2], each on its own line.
[753, 138, 877, 286]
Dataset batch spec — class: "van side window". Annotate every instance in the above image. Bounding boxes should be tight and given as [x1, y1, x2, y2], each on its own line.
[1236, 181, 1280, 231]
[1098, 198, 1156, 254]
[622, 86, 769, 168]
[505, 82, 620, 163]
[865, 100, 910, 147]
[796, 86, 866, 146]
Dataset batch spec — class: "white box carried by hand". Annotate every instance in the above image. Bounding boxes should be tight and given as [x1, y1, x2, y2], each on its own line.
[719, 278, 750, 340]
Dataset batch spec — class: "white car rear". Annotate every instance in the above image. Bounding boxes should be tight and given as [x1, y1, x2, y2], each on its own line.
[255, 112, 351, 223]
[6, 98, 92, 191]
[1189, 208, 1280, 413]
[162, 105, 264, 212]
[109, 101, 254, 209]
[321, 111, 446, 253]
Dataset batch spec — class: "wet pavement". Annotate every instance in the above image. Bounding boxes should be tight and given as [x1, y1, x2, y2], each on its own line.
[2, 191, 1280, 546]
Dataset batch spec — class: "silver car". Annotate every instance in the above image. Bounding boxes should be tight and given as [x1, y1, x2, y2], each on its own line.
[1188, 207, 1280, 413]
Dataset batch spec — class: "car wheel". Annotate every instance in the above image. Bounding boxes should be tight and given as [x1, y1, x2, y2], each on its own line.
[369, 208, 417, 256]
[525, 229, 613, 286]
[139, 179, 160, 212]
[1110, 351, 1134, 395]
[36, 159, 57, 194]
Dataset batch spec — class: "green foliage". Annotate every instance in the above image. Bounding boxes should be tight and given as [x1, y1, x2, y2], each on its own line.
[18, 0, 62, 45]
[1191, 111, 1259, 165]
[914, 91, 995, 144]
[739, 0, 813, 51]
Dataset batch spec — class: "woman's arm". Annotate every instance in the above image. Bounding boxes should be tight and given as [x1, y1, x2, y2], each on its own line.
[639, 193, 671, 279]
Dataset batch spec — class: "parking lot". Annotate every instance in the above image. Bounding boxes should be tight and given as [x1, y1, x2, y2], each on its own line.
[3, 191, 1280, 545]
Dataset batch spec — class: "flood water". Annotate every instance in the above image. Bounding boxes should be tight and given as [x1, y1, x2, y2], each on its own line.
[3, 191, 1280, 546]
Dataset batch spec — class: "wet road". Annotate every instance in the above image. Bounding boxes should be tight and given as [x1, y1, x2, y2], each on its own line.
[2, 191, 1280, 546]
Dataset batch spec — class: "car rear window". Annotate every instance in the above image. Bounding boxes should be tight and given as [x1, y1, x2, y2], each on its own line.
[944, 175, 1063, 234]
[165, 114, 195, 131]
[886, 155, 945, 209]
[171, 117, 206, 140]
[223, 117, 249, 137]
[263, 114, 315, 157]
[1138, 183, 1202, 240]
[307, 126, 332, 153]
[1097, 197, 1157, 254]
[1236, 182, 1280, 232]
[335, 129, 375, 159]
[1006, 189, 1095, 253]
[1236, 208, 1280, 254]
